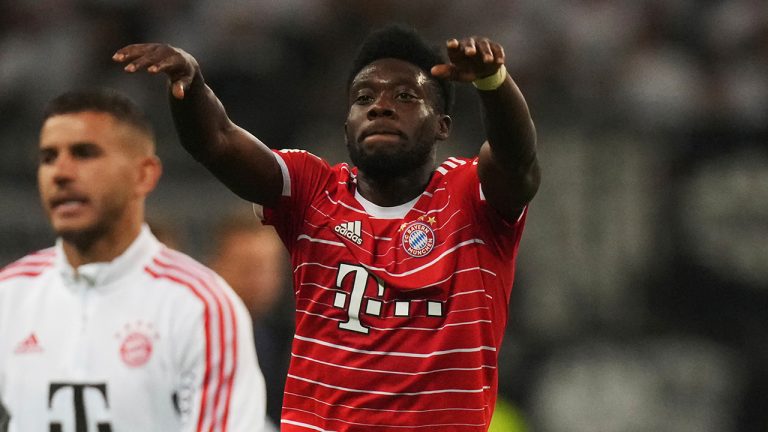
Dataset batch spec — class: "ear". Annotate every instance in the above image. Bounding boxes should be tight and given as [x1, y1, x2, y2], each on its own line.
[344, 122, 349, 145]
[136, 155, 162, 197]
[436, 114, 452, 141]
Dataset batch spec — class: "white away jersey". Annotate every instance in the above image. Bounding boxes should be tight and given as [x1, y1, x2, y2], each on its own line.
[261, 150, 528, 432]
[0, 226, 266, 432]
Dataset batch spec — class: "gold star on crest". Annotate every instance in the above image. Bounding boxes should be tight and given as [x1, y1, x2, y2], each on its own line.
[427, 216, 437, 225]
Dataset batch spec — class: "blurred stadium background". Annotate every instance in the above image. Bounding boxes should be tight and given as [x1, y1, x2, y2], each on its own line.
[1, 1, 766, 430]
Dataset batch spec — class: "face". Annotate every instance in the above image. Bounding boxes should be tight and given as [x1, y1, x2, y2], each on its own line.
[38, 111, 157, 245]
[345, 58, 451, 178]
[211, 228, 286, 319]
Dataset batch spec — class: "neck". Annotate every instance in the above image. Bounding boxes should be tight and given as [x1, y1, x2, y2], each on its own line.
[356, 164, 434, 207]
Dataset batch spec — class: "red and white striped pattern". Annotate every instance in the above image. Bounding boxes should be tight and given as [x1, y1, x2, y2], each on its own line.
[0, 249, 56, 282]
[144, 248, 239, 432]
[265, 151, 527, 431]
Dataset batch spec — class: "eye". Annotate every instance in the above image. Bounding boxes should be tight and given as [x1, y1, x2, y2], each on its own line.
[39, 148, 57, 165]
[354, 94, 374, 105]
[395, 92, 418, 101]
[71, 143, 102, 159]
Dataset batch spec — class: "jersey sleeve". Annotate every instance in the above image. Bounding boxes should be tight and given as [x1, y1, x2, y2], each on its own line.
[173, 274, 266, 432]
[260, 149, 334, 253]
[0, 250, 56, 414]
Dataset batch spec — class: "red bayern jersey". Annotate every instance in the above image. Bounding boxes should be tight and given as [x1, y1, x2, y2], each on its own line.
[262, 149, 528, 432]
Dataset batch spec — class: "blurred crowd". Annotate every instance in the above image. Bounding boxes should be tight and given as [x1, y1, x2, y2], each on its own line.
[1, 0, 766, 430]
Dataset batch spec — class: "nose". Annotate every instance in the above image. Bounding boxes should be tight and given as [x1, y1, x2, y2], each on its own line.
[50, 154, 76, 185]
[367, 96, 395, 119]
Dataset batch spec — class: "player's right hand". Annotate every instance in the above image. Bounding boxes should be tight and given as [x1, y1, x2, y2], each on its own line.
[112, 44, 200, 100]
[431, 36, 505, 83]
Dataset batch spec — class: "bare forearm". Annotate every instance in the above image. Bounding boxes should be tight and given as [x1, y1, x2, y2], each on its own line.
[475, 73, 540, 216]
[477, 75, 537, 169]
[169, 75, 281, 205]
[169, 70, 234, 164]
[431, 35, 541, 217]
[114, 43, 283, 205]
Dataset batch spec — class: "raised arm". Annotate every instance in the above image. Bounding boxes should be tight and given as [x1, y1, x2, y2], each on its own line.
[432, 37, 540, 221]
[113, 44, 283, 207]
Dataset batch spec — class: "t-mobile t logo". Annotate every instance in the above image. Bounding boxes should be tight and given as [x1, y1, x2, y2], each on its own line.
[48, 382, 112, 432]
[334, 264, 384, 334]
[332, 264, 446, 334]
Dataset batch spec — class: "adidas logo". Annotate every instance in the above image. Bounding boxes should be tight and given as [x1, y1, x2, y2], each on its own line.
[14, 332, 43, 354]
[334, 221, 363, 245]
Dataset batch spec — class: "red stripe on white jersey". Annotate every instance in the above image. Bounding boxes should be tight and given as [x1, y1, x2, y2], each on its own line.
[158, 249, 239, 432]
[0, 249, 56, 282]
[159, 249, 239, 432]
[145, 248, 238, 432]
[144, 265, 214, 432]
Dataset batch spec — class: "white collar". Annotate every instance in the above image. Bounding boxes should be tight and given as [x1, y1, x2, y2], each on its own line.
[354, 188, 420, 219]
[55, 224, 162, 292]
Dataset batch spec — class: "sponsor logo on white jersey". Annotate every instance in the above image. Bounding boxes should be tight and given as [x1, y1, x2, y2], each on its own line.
[334, 221, 363, 245]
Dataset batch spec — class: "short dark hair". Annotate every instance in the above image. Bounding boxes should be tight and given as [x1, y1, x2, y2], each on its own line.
[43, 88, 154, 139]
[348, 24, 454, 115]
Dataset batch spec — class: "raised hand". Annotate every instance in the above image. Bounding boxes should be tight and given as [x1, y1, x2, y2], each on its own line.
[430, 36, 505, 82]
[113, 44, 200, 99]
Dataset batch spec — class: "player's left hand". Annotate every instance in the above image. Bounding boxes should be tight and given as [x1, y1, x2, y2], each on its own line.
[431, 36, 505, 82]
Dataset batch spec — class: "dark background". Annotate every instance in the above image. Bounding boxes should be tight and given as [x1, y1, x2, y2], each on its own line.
[1, 1, 766, 430]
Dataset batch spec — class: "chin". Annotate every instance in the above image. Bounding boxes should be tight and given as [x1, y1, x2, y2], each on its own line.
[51, 217, 86, 233]
[356, 151, 427, 178]
[52, 221, 99, 244]
[55, 227, 87, 242]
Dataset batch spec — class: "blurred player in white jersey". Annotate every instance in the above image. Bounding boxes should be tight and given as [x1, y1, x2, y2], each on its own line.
[0, 88, 267, 432]
[114, 23, 540, 432]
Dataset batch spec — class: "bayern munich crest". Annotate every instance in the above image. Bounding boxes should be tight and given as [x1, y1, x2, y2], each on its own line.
[401, 220, 436, 257]
[115, 321, 159, 368]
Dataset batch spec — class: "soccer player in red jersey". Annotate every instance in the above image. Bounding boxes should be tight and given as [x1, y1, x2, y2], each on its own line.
[114, 24, 540, 432]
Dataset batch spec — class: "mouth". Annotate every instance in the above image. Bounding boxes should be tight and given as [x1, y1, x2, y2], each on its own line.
[359, 128, 405, 144]
[49, 195, 89, 213]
